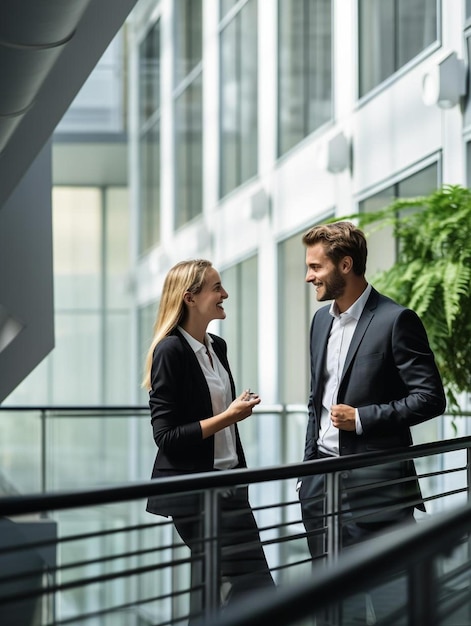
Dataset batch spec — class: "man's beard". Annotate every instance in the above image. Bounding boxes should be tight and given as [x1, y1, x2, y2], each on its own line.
[318, 267, 346, 301]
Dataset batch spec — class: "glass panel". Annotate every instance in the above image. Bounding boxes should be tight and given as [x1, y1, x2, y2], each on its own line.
[220, 0, 239, 19]
[468, 0, 471, 18]
[360, 163, 438, 279]
[359, 0, 395, 96]
[359, 0, 437, 97]
[137, 302, 157, 404]
[139, 124, 160, 253]
[397, 0, 437, 68]
[220, 17, 239, 196]
[104, 187, 130, 309]
[278, 0, 332, 156]
[104, 312, 132, 405]
[219, 265, 240, 388]
[360, 185, 396, 278]
[239, 255, 258, 392]
[53, 187, 102, 310]
[139, 21, 160, 124]
[220, 257, 258, 463]
[174, 0, 203, 85]
[397, 162, 437, 198]
[220, 0, 258, 197]
[0, 411, 42, 493]
[278, 233, 312, 405]
[47, 413, 133, 490]
[464, 36, 471, 128]
[239, 0, 258, 182]
[51, 313, 101, 405]
[175, 73, 203, 228]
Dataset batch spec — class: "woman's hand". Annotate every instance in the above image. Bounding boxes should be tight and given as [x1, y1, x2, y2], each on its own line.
[227, 390, 261, 422]
[200, 390, 261, 438]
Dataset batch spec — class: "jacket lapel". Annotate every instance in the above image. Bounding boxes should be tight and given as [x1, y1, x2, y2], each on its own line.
[341, 288, 379, 380]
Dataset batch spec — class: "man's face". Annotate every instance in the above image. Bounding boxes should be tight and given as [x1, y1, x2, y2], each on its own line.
[305, 243, 346, 301]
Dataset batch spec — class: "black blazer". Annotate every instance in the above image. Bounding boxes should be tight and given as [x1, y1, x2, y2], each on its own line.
[146, 329, 246, 516]
[303, 287, 446, 517]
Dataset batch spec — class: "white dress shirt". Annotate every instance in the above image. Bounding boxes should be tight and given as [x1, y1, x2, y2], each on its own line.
[317, 284, 372, 456]
[178, 326, 238, 469]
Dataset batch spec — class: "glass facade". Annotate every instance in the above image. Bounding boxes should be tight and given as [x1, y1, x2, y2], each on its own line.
[359, 0, 438, 97]
[219, 0, 258, 197]
[278, 0, 332, 156]
[278, 232, 317, 406]
[360, 163, 438, 277]
[174, 0, 203, 228]
[139, 20, 161, 254]
[220, 256, 259, 462]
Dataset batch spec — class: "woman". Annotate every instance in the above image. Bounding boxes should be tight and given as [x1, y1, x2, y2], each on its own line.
[143, 259, 274, 620]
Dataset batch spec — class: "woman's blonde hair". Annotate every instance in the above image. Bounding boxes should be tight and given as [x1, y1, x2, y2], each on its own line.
[142, 259, 213, 390]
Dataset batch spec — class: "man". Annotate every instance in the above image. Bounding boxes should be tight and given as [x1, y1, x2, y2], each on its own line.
[298, 221, 446, 558]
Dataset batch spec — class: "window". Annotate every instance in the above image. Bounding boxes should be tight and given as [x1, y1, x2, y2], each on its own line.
[359, 0, 438, 97]
[278, 0, 332, 156]
[219, 0, 258, 197]
[467, 0, 471, 20]
[278, 231, 319, 405]
[465, 34, 471, 128]
[359, 163, 438, 278]
[138, 21, 161, 254]
[174, 0, 203, 228]
[220, 256, 258, 461]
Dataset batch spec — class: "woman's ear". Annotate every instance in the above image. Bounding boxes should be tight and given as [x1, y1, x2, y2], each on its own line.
[183, 291, 194, 306]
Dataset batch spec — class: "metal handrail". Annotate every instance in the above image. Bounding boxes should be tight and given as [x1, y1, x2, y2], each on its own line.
[0, 434, 470, 516]
[200, 502, 471, 626]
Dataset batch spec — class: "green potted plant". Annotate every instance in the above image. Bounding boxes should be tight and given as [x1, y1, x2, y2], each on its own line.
[344, 184, 471, 416]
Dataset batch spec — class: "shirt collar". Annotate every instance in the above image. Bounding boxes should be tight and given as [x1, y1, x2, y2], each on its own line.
[177, 326, 213, 353]
[329, 283, 372, 322]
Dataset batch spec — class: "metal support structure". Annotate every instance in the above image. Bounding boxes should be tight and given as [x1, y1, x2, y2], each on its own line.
[408, 558, 437, 626]
[204, 489, 221, 618]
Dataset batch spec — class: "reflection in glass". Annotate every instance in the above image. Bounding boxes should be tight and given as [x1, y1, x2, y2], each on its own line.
[139, 124, 161, 252]
[359, 0, 437, 97]
[278, 232, 314, 405]
[220, 0, 258, 197]
[175, 74, 203, 228]
[278, 0, 332, 155]
[175, 0, 202, 85]
[139, 21, 160, 124]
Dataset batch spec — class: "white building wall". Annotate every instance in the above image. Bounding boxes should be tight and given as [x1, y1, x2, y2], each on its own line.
[129, 0, 471, 429]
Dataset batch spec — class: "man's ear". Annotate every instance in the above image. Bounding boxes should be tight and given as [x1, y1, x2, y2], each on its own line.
[340, 256, 353, 274]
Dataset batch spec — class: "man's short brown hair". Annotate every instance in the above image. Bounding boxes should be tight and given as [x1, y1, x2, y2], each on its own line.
[302, 221, 367, 276]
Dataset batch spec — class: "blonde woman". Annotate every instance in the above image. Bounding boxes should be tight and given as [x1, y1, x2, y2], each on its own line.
[143, 259, 274, 620]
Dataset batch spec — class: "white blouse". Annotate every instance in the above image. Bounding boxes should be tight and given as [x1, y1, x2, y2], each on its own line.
[177, 327, 238, 469]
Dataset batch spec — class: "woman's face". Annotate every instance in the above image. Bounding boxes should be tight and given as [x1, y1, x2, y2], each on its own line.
[191, 267, 228, 324]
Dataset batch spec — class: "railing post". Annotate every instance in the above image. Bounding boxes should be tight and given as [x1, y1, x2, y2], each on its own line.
[408, 558, 437, 626]
[325, 470, 341, 566]
[40, 409, 46, 498]
[203, 488, 221, 618]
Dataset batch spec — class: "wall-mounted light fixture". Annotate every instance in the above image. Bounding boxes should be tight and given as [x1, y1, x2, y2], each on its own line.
[250, 188, 270, 220]
[422, 52, 467, 109]
[316, 131, 350, 174]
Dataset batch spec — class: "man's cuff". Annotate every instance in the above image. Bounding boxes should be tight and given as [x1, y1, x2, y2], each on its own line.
[355, 408, 363, 435]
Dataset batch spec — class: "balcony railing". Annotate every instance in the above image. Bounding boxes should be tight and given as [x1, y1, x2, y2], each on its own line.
[0, 420, 469, 625]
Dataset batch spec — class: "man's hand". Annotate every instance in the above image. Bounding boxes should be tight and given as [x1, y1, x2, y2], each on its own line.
[330, 404, 356, 431]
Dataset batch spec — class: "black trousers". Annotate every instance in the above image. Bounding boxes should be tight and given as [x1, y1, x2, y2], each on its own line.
[172, 486, 275, 623]
[299, 454, 416, 560]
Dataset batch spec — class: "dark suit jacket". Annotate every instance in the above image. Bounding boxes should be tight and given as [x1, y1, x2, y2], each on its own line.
[303, 287, 446, 517]
[146, 329, 246, 516]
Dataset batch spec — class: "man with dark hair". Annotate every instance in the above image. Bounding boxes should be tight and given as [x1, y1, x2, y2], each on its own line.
[298, 221, 446, 558]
